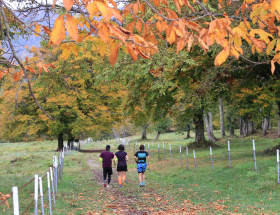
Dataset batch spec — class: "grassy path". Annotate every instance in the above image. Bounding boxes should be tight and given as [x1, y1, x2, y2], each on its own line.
[83, 151, 243, 215]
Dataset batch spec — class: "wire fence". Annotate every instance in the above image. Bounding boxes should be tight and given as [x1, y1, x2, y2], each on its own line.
[130, 140, 280, 183]
[0, 137, 97, 215]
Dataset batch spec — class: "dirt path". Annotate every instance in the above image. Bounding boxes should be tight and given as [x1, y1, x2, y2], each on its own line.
[87, 159, 151, 214]
[86, 159, 233, 215]
[85, 159, 216, 215]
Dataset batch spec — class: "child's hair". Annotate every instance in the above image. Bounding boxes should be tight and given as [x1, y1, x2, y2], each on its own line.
[139, 145, 145, 150]
[117, 144, 125, 151]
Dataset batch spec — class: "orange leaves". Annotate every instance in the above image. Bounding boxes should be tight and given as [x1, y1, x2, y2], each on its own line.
[50, 15, 65, 46]
[109, 43, 121, 66]
[182, 0, 195, 12]
[164, 8, 178, 19]
[214, 46, 230, 66]
[126, 19, 136, 32]
[98, 23, 109, 43]
[63, 0, 74, 11]
[65, 14, 79, 41]
[95, 2, 112, 21]
[34, 24, 41, 37]
[0, 70, 7, 81]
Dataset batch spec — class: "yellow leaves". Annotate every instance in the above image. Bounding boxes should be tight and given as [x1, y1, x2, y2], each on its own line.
[87, 2, 99, 16]
[95, 2, 112, 21]
[63, 0, 74, 11]
[98, 40, 107, 57]
[50, 15, 65, 46]
[214, 46, 230, 66]
[109, 43, 121, 66]
[230, 46, 240, 60]
[60, 43, 80, 59]
[271, 0, 280, 14]
[34, 25, 41, 37]
[266, 39, 276, 55]
[65, 15, 79, 41]
[249, 29, 273, 44]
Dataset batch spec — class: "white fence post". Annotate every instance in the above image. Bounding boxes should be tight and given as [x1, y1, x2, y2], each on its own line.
[193, 150, 197, 172]
[186, 147, 188, 170]
[179, 145, 182, 167]
[47, 172, 52, 215]
[163, 142, 165, 160]
[277, 149, 279, 184]
[39, 177, 44, 215]
[169, 144, 172, 163]
[50, 167, 56, 207]
[228, 141, 231, 167]
[34, 174, 38, 215]
[12, 187, 19, 215]
[253, 139, 257, 173]
[210, 146, 213, 170]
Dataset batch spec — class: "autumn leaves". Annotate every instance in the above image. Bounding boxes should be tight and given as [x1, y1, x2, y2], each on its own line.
[24, 0, 280, 76]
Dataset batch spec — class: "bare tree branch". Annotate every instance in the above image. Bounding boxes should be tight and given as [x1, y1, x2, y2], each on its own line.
[0, 2, 55, 121]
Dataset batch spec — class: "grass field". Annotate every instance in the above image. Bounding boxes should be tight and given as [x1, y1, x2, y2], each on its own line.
[0, 129, 280, 214]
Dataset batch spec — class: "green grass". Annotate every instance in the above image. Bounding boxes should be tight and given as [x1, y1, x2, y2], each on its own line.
[1, 129, 280, 214]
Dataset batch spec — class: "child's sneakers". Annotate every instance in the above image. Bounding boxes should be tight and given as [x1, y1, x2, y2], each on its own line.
[119, 185, 122, 188]
[104, 180, 107, 187]
[106, 185, 109, 188]
[142, 182, 146, 186]
[139, 183, 143, 187]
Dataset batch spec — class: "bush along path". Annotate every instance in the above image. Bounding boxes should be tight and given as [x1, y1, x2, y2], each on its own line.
[86, 158, 241, 215]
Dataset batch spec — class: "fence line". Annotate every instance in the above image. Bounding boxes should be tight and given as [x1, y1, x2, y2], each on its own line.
[130, 139, 280, 183]
[0, 137, 95, 214]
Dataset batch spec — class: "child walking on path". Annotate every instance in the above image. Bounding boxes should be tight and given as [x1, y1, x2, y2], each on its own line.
[99, 145, 115, 188]
[134, 145, 150, 187]
[114, 144, 128, 187]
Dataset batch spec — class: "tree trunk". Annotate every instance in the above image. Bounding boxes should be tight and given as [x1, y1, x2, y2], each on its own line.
[268, 119, 271, 130]
[219, 98, 226, 136]
[58, 133, 63, 150]
[68, 132, 74, 147]
[263, 118, 269, 136]
[193, 112, 206, 145]
[204, 112, 217, 142]
[141, 124, 148, 139]
[248, 121, 253, 135]
[154, 131, 161, 140]
[227, 116, 233, 135]
[186, 124, 191, 138]
[240, 118, 243, 135]
[242, 119, 249, 137]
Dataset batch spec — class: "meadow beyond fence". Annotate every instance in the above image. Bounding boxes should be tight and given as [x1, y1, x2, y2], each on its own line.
[131, 139, 280, 183]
